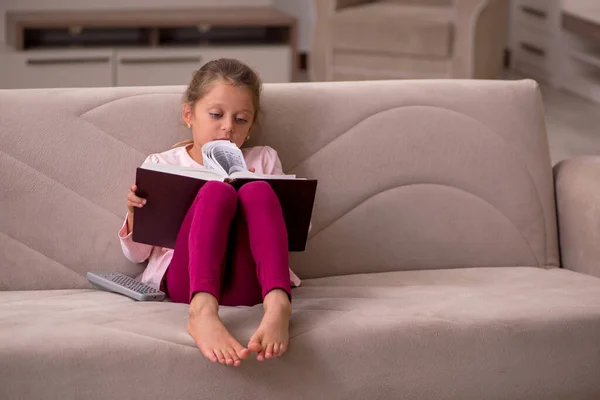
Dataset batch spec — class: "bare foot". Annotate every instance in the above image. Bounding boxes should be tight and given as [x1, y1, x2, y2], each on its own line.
[188, 293, 250, 367]
[248, 289, 291, 361]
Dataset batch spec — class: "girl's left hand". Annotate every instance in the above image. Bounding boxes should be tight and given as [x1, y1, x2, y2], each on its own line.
[249, 167, 255, 173]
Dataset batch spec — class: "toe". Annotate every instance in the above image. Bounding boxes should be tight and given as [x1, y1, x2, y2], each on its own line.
[279, 343, 287, 356]
[224, 353, 234, 366]
[233, 343, 250, 359]
[203, 349, 218, 363]
[273, 343, 281, 357]
[214, 349, 227, 364]
[257, 350, 266, 361]
[265, 343, 275, 359]
[248, 337, 262, 353]
[227, 348, 240, 366]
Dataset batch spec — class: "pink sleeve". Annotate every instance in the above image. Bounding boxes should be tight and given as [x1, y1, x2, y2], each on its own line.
[118, 215, 153, 263]
[262, 146, 285, 175]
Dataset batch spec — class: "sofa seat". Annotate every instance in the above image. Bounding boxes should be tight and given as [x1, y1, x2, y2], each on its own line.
[332, 3, 453, 58]
[2, 266, 600, 399]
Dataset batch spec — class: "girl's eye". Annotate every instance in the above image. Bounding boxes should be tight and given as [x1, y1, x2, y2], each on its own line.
[210, 113, 221, 119]
[236, 118, 248, 124]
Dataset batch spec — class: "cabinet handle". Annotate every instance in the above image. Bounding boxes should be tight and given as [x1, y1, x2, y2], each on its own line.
[520, 42, 546, 57]
[521, 5, 547, 19]
[26, 57, 110, 65]
[120, 56, 202, 65]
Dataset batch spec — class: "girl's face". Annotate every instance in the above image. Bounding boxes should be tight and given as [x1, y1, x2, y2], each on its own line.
[183, 80, 255, 149]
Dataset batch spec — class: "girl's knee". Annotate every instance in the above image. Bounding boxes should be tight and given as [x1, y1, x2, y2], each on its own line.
[200, 181, 237, 200]
[238, 181, 277, 205]
[194, 181, 238, 209]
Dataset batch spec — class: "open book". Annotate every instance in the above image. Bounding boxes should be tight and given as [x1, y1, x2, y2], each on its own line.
[140, 140, 297, 182]
[132, 140, 317, 251]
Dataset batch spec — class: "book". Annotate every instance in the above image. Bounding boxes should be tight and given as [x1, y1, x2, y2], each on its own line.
[131, 141, 318, 251]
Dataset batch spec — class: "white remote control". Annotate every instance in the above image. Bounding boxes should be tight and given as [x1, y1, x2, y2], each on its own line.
[87, 271, 165, 301]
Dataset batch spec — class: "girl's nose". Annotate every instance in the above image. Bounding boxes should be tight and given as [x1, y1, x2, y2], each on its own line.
[222, 118, 234, 133]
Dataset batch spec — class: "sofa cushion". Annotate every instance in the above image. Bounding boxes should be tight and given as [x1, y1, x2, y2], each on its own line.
[0, 81, 560, 288]
[2, 267, 600, 399]
[332, 3, 453, 57]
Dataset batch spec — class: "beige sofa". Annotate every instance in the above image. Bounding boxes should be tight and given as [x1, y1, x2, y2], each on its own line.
[310, 0, 509, 81]
[2, 79, 600, 399]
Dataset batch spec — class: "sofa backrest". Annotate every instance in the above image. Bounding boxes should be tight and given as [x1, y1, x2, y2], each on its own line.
[0, 79, 558, 290]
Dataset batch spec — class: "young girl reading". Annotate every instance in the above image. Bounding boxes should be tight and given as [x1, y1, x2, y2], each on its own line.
[118, 58, 300, 367]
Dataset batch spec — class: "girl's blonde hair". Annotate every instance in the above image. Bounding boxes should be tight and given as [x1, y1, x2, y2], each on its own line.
[173, 58, 262, 148]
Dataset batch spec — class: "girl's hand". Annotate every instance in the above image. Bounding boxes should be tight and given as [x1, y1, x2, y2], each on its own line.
[126, 184, 145, 234]
[127, 184, 146, 214]
[249, 167, 255, 173]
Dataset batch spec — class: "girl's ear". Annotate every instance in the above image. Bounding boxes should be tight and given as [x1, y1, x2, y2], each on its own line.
[182, 103, 193, 125]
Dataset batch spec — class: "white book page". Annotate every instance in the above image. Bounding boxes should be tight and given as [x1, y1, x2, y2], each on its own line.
[141, 162, 226, 181]
[202, 140, 248, 176]
[230, 171, 299, 180]
[201, 150, 226, 175]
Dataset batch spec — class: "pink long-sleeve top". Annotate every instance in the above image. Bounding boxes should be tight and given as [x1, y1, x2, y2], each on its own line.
[118, 144, 302, 290]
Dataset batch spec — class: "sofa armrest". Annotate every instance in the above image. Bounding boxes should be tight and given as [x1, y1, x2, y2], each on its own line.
[309, 0, 375, 82]
[452, 0, 509, 78]
[554, 157, 600, 278]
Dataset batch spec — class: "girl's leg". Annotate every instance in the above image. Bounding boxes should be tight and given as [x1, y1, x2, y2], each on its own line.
[165, 181, 249, 367]
[226, 181, 292, 361]
[166, 180, 237, 304]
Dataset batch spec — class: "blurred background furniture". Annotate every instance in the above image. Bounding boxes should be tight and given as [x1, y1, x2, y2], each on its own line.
[0, 7, 297, 88]
[310, 0, 510, 81]
[559, 0, 600, 103]
[509, 0, 562, 86]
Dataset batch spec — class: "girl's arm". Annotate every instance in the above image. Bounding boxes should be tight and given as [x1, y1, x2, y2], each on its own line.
[118, 215, 153, 263]
[118, 154, 157, 264]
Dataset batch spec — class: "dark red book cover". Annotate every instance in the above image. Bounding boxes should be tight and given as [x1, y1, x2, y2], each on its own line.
[132, 168, 317, 251]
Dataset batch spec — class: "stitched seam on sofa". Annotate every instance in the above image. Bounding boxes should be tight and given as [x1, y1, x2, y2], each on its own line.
[0, 231, 92, 284]
[307, 183, 540, 267]
[289, 310, 353, 340]
[0, 289, 96, 305]
[0, 150, 124, 221]
[288, 104, 547, 263]
[92, 324, 198, 350]
[78, 92, 183, 118]
[75, 116, 149, 160]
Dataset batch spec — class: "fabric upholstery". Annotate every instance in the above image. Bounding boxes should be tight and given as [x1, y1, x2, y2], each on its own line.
[0, 80, 558, 289]
[2, 267, 600, 399]
[2, 80, 600, 399]
[554, 157, 600, 279]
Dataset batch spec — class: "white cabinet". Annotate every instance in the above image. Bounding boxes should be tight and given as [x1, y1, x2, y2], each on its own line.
[509, 0, 562, 85]
[115, 46, 291, 87]
[0, 49, 113, 89]
[0, 7, 297, 89]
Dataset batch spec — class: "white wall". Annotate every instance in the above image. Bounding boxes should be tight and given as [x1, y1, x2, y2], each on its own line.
[272, 0, 314, 53]
[0, 0, 272, 45]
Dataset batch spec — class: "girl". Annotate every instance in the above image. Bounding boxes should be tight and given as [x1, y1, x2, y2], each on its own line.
[118, 58, 301, 367]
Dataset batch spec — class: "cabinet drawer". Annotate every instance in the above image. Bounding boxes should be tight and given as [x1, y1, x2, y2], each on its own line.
[512, 27, 555, 71]
[0, 49, 113, 89]
[513, 0, 558, 34]
[116, 46, 292, 87]
[116, 49, 203, 87]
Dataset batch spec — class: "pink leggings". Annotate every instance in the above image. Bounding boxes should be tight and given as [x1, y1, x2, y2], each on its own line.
[165, 181, 291, 306]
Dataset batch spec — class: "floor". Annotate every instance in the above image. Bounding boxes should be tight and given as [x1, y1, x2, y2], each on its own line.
[539, 82, 600, 165]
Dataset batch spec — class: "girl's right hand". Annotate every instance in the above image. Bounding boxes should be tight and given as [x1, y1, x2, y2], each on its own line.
[127, 184, 146, 215]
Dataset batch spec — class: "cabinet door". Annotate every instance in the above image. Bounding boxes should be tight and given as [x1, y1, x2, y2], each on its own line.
[115, 46, 292, 87]
[0, 49, 113, 89]
[115, 48, 203, 87]
[199, 46, 292, 83]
